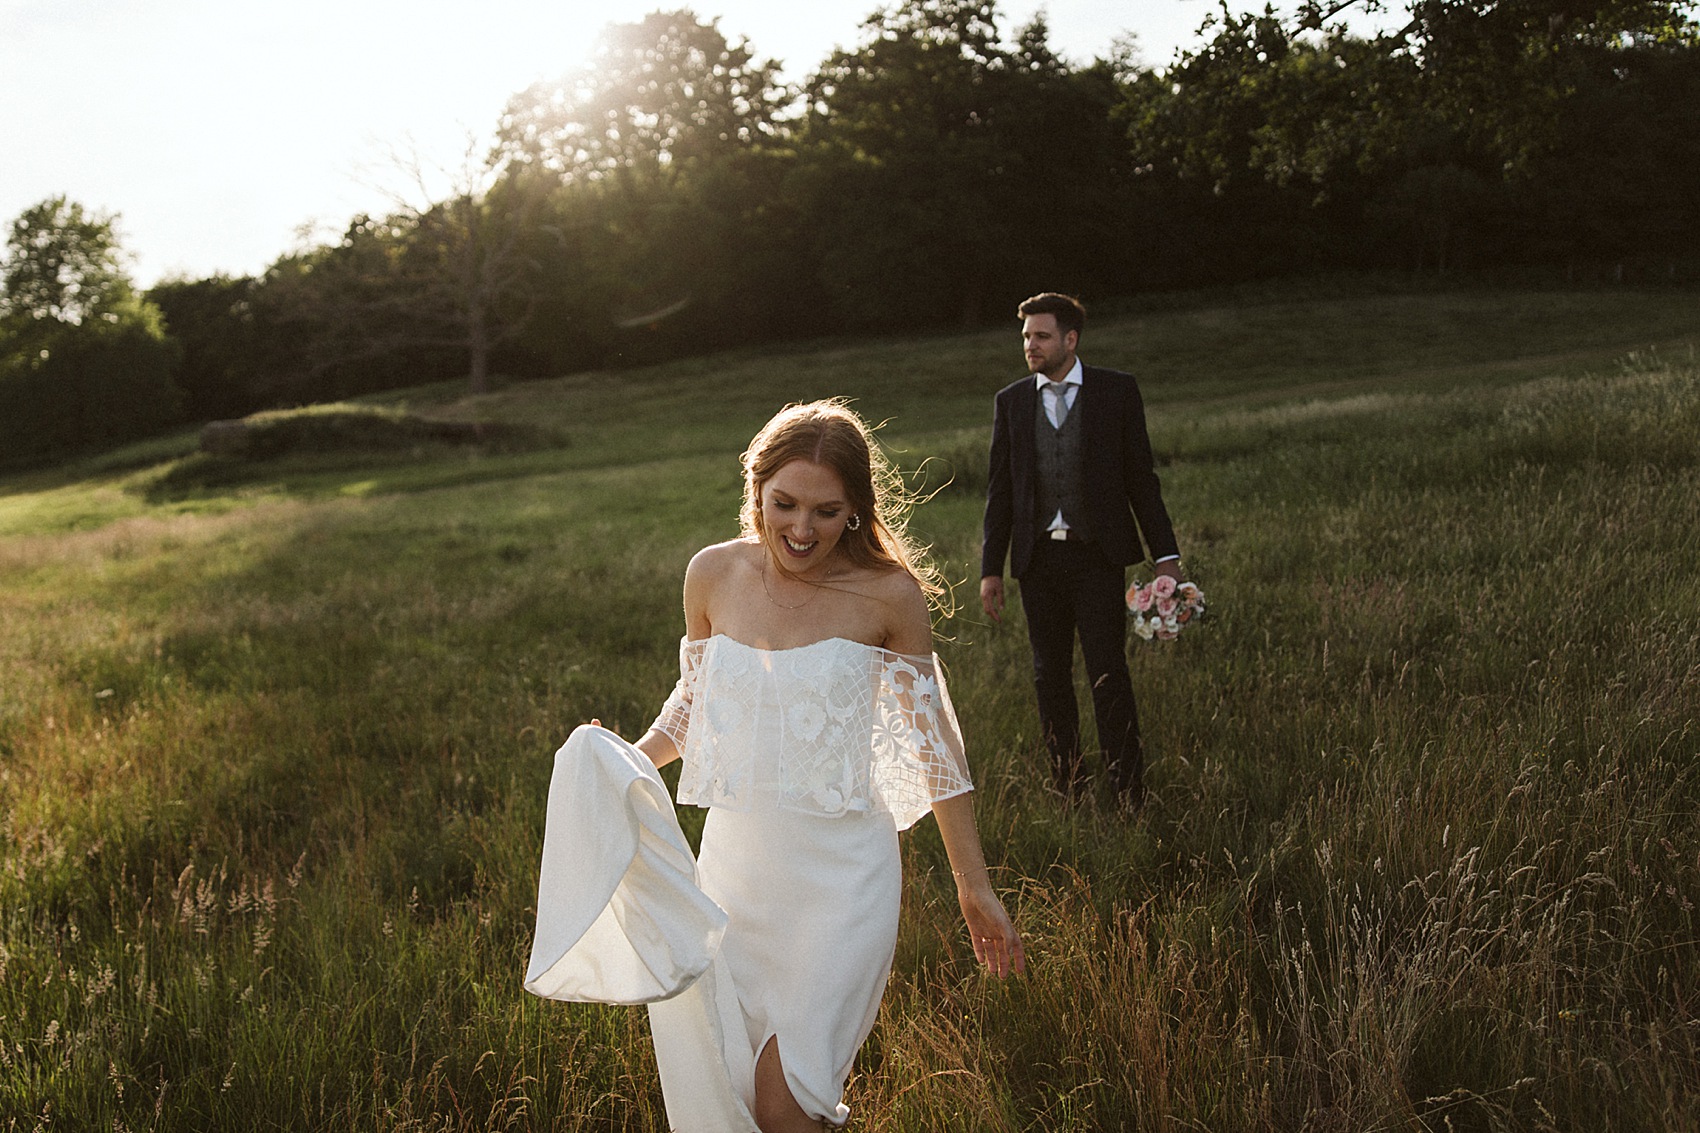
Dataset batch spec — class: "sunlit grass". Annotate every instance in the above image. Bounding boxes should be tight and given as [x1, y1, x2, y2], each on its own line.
[2, 289, 1698, 1130]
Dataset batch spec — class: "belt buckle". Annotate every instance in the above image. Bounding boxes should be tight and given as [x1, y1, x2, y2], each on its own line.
[1050, 528, 1068, 541]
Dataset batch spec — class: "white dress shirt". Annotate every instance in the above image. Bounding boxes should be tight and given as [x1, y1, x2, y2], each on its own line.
[1036, 359, 1082, 429]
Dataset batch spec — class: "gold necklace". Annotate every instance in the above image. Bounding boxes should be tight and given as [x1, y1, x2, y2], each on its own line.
[761, 557, 827, 610]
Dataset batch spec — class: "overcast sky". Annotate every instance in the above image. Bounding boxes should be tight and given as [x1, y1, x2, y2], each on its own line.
[1, 0, 1234, 286]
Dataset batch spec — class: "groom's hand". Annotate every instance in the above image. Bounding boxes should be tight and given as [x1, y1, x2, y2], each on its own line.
[1154, 559, 1183, 582]
[980, 575, 1005, 622]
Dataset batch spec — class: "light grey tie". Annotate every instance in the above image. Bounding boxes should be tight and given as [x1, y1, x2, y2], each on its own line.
[1047, 381, 1071, 429]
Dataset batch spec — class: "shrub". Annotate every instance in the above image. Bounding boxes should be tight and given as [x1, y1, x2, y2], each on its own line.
[197, 405, 556, 459]
[0, 314, 183, 466]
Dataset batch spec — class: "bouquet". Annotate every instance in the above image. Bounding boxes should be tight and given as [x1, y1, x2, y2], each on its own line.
[1126, 574, 1206, 642]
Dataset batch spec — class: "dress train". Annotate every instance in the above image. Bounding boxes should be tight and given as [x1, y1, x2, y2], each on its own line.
[523, 725, 756, 1131]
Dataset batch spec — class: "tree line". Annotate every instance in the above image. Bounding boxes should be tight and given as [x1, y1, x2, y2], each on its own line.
[4, 0, 1697, 464]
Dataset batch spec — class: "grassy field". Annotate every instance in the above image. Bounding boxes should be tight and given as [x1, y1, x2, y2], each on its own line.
[2, 286, 1698, 1131]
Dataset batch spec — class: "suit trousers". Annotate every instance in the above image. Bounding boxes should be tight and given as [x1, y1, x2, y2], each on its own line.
[1017, 538, 1143, 799]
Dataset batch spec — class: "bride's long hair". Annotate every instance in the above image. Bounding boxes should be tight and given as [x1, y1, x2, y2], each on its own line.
[740, 399, 949, 612]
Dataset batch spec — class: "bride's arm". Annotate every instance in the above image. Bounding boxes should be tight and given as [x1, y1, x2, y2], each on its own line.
[634, 728, 680, 768]
[629, 544, 720, 770]
[933, 793, 1025, 978]
[883, 576, 1024, 976]
[583, 718, 679, 768]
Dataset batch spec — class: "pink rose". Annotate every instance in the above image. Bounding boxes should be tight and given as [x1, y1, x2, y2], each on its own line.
[1151, 575, 1178, 600]
[1156, 596, 1178, 617]
[1129, 584, 1155, 612]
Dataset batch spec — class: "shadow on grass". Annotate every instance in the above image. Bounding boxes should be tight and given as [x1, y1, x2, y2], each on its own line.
[134, 445, 580, 504]
[0, 428, 205, 499]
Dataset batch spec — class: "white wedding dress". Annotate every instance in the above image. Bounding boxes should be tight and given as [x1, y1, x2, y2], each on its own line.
[524, 635, 974, 1132]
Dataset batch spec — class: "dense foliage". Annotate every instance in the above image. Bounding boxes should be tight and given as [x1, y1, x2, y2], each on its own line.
[0, 198, 183, 464]
[2, 0, 1697, 462]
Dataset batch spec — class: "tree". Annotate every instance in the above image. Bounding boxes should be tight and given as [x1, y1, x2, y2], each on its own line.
[386, 139, 547, 395]
[149, 273, 297, 421]
[1372, 163, 1498, 272]
[1336, 1, 1697, 174]
[1124, 1, 1700, 278]
[1, 196, 134, 327]
[0, 198, 181, 463]
[793, 2, 1154, 326]
[1510, 15, 1700, 275]
[252, 141, 547, 402]
[0, 315, 182, 462]
[496, 9, 786, 186]
[494, 9, 808, 362]
[252, 213, 448, 404]
[793, 0, 1011, 328]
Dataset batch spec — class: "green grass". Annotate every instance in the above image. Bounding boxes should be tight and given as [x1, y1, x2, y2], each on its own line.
[2, 287, 1698, 1130]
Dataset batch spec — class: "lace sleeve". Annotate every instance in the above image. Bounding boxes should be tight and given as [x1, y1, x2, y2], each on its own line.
[647, 637, 706, 752]
[870, 650, 974, 830]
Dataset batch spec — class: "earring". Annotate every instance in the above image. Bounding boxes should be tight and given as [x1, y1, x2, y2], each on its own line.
[847, 514, 862, 531]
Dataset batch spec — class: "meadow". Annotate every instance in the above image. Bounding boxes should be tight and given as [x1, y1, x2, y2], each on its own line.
[2, 286, 1698, 1131]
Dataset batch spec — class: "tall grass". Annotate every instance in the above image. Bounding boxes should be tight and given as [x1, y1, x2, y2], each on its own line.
[2, 292, 1697, 1130]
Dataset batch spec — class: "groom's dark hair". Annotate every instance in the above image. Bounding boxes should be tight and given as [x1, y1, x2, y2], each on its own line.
[1017, 292, 1086, 337]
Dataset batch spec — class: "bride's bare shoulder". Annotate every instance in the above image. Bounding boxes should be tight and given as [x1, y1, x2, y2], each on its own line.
[686, 538, 759, 584]
[867, 566, 933, 653]
[864, 563, 925, 602]
[682, 540, 757, 633]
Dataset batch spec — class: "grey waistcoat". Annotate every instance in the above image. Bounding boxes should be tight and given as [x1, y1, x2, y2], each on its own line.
[1034, 390, 1090, 538]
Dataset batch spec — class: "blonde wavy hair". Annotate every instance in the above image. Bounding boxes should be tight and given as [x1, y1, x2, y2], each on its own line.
[739, 399, 948, 612]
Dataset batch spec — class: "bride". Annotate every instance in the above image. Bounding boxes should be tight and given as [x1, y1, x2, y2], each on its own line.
[526, 400, 1024, 1132]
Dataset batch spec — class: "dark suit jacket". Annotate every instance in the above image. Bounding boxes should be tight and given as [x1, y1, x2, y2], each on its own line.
[981, 364, 1179, 580]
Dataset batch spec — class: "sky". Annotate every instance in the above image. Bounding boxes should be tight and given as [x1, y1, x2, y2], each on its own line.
[0, 0, 1233, 286]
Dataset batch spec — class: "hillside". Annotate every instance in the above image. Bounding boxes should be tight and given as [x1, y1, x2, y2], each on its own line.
[2, 287, 1697, 1130]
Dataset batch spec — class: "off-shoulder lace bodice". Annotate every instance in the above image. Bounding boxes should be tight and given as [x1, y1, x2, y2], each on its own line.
[649, 635, 972, 830]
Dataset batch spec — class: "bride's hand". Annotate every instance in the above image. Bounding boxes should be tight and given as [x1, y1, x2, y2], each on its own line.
[957, 880, 1025, 978]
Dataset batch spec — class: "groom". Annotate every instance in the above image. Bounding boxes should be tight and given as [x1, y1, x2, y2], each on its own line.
[980, 292, 1182, 810]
